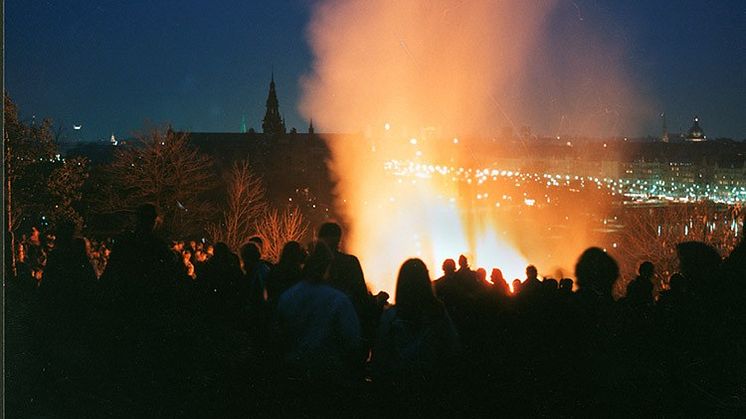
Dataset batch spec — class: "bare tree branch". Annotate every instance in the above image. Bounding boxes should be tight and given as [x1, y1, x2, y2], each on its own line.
[253, 205, 308, 263]
[99, 127, 218, 237]
[207, 160, 267, 252]
[615, 201, 743, 297]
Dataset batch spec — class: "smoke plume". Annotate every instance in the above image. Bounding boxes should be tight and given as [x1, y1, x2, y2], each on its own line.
[300, 0, 648, 294]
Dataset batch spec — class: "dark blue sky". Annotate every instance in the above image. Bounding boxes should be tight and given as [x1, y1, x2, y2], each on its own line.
[6, 0, 746, 141]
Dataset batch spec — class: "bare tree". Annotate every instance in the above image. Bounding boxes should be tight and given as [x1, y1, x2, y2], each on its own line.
[206, 160, 267, 252]
[47, 156, 89, 229]
[615, 201, 743, 296]
[254, 205, 309, 263]
[99, 126, 217, 237]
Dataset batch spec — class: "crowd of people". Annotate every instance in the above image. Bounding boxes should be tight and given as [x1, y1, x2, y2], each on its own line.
[12, 228, 112, 284]
[5, 203, 746, 417]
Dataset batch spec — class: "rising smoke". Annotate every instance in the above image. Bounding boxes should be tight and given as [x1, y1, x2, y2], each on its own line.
[300, 0, 649, 294]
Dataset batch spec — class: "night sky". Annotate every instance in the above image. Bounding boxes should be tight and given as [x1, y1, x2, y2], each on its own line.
[6, 0, 746, 141]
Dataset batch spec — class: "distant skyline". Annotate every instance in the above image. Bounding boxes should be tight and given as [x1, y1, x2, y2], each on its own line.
[6, 0, 746, 141]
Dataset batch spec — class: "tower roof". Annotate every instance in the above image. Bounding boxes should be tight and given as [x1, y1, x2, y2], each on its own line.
[262, 74, 285, 136]
[687, 116, 705, 141]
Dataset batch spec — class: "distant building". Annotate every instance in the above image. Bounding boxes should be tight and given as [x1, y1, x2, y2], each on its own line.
[660, 113, 669, 143]
[686, 116, 706, 142]
[262, 74, 286, 136]
[63, 77, 745, 211]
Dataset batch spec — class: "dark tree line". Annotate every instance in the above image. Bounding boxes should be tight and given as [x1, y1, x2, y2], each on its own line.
[5, 94, 309, 266]
[4, 93, 89, 234]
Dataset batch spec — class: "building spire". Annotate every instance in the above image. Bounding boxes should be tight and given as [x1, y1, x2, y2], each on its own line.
[262, 73, 285, 136]
[661, 112, 669, 143]
[687, 115, 705, 142]
[308, 119, 315, 134]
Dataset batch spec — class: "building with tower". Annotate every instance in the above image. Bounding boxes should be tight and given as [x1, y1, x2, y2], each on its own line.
[686, 116, 706, 142]
[262, 74, 286, 136]
[660, 113, 669, 143]
[658, 114, 708, 143]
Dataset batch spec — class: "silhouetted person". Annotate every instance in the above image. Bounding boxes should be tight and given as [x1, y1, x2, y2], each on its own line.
[266, 241, 306, 306]
[372, 258, 459, 384]
[101, 204, 179, 303]
[436, 255, 484, 351]
[455, 254, 478, 292]
[444, 254, 480, 303]
[541, 277, 558, 296]
[490, 268, 510, 297]
[561, 247, 627, 411]
[575, 247, 618, 306]
[519, 265, 542, 297]
[234, 241, 275, 354]
[668, 272, 687, 296]
[475, 267, 488, 288]
[240, 241, 262, 278]
[39, 221, 96, 312]
[95, 205, 185, 411]
[274, 241, 361, 382]
[317, 222, 386, 367]
[201, 242, 244, 316]
[235, 241, 271, 315]
[626, 261, 655, 306]
[676, 241, 721, 299]
[559, 278, 574, 296]
[658, 242, 735, 415]
[248, 235, 272, 299]
[39, 221, 98, 369]
[433, 258, 456, 297]
[512, 279, 522, 295]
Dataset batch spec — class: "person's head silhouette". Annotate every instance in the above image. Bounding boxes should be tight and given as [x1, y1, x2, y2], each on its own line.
[279, 241, 306, 267]
[512, 279, 522, 294]
[442, 258, 456, 275]
[491, 268, 505, 284]
[676, 241, 721, 294]
[526, 265, 538, 281]
[639, 261, 655, 279]
[476, 267, 487, 283]
[317, 222, 343, 252]
[54, 219, 77, 247]
[248, 236, 264, 256]
[213, 242, 232, 260]
[303, 241, 333, 282]
[240, 242, 261, 274]
[135, 203, 159, 232]
[458, 254, 469, 270]
[668, 272, 687, 294]
[575, 247, 619, 297]
[543, 278, 558, 290]
[395, 258, 439, 320]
